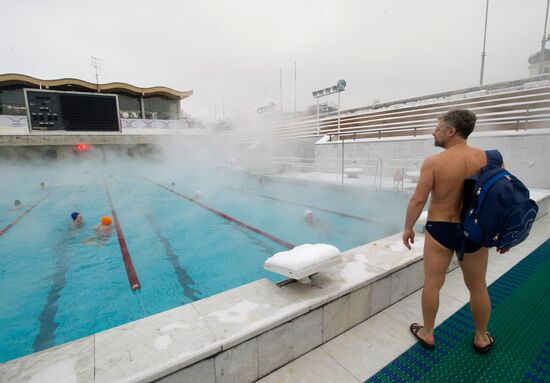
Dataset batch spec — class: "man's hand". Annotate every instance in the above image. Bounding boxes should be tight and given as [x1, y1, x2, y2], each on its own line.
[496, 248, 510, 254]
[402, 229, 415, 250]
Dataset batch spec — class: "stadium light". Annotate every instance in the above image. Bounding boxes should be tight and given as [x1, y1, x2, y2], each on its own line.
[311, 80, 347, 135]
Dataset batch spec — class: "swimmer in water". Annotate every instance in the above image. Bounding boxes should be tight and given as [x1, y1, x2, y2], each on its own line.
[81, 216, 114, 246]
[303, 209, 331, 237]
[304, 209, 315, 224]
[40, 182, 46, 189]
[70, 211, 84, 229]
[12, 200, 22, 210]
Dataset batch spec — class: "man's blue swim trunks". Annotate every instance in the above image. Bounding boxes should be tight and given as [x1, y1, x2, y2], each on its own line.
[425, 221, 482, 253]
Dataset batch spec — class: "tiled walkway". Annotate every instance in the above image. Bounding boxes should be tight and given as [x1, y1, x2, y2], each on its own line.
[257, 215, 550, 383]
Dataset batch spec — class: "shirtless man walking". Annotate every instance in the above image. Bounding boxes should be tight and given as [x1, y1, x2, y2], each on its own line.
[402, 109, 494, 353]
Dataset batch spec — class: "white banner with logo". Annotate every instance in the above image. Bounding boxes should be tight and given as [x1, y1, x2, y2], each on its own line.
[0, 115, 29, 134]
[121, 119, 188, 130]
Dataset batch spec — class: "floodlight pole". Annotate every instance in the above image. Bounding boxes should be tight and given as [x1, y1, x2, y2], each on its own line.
[540, 0, 550, 74]
[294, 62, 297, 113]
[341, 138, 344, 186]
[479, 0, 489, 85]
[312, 80, 346, 136]
[337, 91, 341, 134]
[280, 68, 283, 113]
[316, 97, 320, 135]
[312, 80, 347, 183]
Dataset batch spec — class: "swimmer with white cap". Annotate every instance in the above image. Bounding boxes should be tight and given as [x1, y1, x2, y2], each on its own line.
[303, 209, 331, 236]
[304, 209, 314, 223]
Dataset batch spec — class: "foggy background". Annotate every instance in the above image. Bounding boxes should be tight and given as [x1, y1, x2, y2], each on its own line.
[0, 0, 546, 121]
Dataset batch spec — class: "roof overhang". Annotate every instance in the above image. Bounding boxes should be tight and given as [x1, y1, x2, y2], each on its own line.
[0, 73, 193, 100]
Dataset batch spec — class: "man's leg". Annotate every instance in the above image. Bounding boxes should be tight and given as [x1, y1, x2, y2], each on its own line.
[416, 231, 454, 345]
[460, 247, 492, 348]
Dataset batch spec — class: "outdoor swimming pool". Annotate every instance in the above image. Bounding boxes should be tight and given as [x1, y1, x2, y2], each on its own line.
[0, 163, 408, 363]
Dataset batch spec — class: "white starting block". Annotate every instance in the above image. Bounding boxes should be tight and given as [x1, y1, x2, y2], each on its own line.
[264, 244, 341, 283]
[344, 167, 363, 178]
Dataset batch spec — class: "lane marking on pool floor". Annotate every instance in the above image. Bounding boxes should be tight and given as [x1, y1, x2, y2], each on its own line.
[227, 186, 399, 231]
[32, 235, 71, 352]
[103, 183, 141, 291]
[153, 182, 295, 250]
[0, 192, 53, 237]
[145, 213, 201, 302]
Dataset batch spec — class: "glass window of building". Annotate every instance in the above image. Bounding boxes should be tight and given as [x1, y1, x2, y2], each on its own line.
[0, 86, 27, 115]
[143, 96, 179, 120]
[117, 92, 142, 119]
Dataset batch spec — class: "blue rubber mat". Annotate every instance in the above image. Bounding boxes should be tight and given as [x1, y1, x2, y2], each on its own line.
[367, 238, 550, 383]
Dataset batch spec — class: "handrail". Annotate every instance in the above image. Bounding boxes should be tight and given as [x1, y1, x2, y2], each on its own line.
[272, 91, 550, 131]
[219, 84, 550, 145]
[272, 104, 550, 135]
[273, 77, 550, 125]
[219, 88, 550, 141]
[233, 109, 550, 142]
[271, 111, 550, 140]
[372, 159, 382, 190]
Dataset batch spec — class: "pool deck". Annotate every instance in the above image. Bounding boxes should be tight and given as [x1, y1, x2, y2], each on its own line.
[256, 200, 550, 382]
[272, 172, 418, 191]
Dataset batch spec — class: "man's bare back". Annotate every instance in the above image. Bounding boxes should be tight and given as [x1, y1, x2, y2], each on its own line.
[426, 144, 487, 222]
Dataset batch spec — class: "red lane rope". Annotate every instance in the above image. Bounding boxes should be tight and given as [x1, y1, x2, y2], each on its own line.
[0, 192, 52, 237]
[154, 182, 295, 250]
[228, 186, 373, 221]
[103, 183, 141, 291]
[228, 186, 399, 231]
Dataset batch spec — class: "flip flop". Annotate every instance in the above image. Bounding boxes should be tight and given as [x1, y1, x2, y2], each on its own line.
[473, 332, 494, 354]
[409, 323, 435, 350]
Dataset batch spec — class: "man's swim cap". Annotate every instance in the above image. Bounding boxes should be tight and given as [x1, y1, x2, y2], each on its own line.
[71, 212, 80, 221]
[304, 209, 313, 217]
[101, 216, 112, 225]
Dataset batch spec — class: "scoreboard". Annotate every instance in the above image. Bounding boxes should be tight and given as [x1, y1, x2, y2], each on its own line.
[25, 89, 120, 132]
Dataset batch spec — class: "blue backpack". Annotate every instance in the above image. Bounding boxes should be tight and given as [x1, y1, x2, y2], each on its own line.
[460, 150, 539, 259]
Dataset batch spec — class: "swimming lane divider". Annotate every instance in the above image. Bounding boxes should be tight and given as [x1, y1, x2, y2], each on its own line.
[227, 186, 398, 231]
[0, 192, 52, 237]
[154, 182, 295, 250]
[103, 183, 141, 291]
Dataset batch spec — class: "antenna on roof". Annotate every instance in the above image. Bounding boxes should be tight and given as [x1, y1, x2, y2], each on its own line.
[90, 56, 103, 92]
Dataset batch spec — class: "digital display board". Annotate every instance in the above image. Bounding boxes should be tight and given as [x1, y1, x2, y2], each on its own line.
[25, 89, 120, 132]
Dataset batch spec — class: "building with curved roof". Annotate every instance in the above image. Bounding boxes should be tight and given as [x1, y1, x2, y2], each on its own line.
[0, 73, 193, 121]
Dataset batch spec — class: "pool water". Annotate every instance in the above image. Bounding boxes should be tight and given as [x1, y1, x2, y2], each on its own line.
[0, 164, 408, 363]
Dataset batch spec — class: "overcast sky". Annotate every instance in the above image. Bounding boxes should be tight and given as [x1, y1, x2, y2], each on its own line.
[0, 0, 546, 120]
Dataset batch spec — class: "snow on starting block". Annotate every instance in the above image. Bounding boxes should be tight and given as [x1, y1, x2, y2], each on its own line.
[264, 244, 341, 283]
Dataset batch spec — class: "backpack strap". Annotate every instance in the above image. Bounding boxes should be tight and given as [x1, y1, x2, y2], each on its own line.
[485, 150, 503, 168]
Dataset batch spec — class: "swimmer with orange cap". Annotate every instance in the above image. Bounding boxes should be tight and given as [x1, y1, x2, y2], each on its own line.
[81, 215, 113, 246]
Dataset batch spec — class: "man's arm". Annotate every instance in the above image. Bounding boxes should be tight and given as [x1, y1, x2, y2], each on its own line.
[402, 157, 435, 249]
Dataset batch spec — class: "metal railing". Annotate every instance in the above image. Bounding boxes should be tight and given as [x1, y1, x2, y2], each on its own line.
[220, 81, 550, 146]
[266, 156, 423, 189]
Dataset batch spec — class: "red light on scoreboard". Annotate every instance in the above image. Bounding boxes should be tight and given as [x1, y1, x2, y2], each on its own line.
[75, 143, 90, 151]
